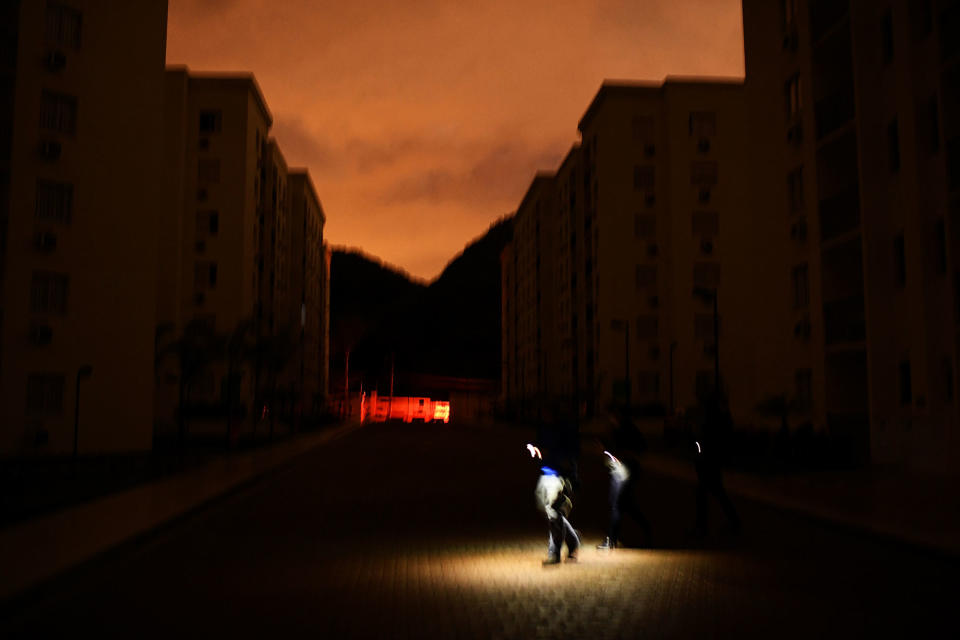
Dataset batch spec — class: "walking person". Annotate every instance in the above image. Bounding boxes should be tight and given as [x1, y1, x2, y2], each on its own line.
[692, 396, 741, 537]
[597, 412, 651, 550]
[528, 444, 581, 565]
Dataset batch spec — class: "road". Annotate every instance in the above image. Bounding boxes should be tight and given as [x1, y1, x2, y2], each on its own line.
[2, 421, 954, 638]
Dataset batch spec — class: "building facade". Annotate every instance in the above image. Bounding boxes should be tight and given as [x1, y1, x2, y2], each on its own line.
[743, 0, 960, 471]
[0, 0, 168, 455]
[503, 79, 760, 422]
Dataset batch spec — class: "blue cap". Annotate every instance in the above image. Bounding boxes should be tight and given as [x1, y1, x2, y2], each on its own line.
[540, 466, 559, 476]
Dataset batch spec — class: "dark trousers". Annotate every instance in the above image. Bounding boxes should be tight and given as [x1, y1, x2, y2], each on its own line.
[548, 514, 580, 559]
[608, 477, 651, 544]
[695, 462, 740, 532]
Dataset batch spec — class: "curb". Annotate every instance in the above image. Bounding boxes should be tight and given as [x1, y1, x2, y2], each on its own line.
[0, 422, 362, 603]
[641, 453, 960, 558]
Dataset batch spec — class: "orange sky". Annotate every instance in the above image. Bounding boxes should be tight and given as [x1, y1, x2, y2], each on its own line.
[167, 0, 744, 281]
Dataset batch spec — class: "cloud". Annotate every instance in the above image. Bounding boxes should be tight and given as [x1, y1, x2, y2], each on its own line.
[378, 139, 568, 206]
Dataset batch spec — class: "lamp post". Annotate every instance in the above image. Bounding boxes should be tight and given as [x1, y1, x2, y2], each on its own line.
[669, 341, 678, 415]
[610, 318, 630, 410]
[73, 364, 93, 459]
[693, 287, 720, 397]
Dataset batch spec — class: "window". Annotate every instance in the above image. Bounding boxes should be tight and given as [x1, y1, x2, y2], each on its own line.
[26, 373, 65, 415]
[694, 313, 716, 340]
[690, 162, 718, 186]
[692, 211, 719, 237]
[633, 165, 655, 190]
[888, 118, 900, 172]
[926, 96, 940, 154]
[637, 371, 660, 397]
[893, 232, 906, 286]
[781, 0, 798, 29]
[689, 111, 717, 137]
[199, 110, 222, 134]
[787, 167, 804, 213]
[899, 360, 912, 406]
[795, 369, 812, 409]
[634, 213, 656, 238]
[934, 219, 947, 275]
[194, 262, 218, 290]
[693, 262, 721, 288]
[785, 74, 802, 121]
[45, 4, 82, 49]
[36, 180, 73, 223]
[198, 158, 220, 183]
[910, 0, 933, 41]
[39, 91, 77, 134]
[881, 9, 894, 64]
[632, 116, 654, 143]
[635, 265, 657, 290]
[792, 264, 809, 308]
[944, 357, 954, 402]
[196, 210, 219, 236]
[635, 315, 658, 340]
[30, 271, 68, 314]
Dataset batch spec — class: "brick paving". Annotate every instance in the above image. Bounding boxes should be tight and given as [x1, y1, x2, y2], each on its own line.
[2, 422, 956, 638]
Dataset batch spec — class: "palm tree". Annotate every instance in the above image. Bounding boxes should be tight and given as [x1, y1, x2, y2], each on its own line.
[224, 318, 256, 448]
[156, 319, 224, 449]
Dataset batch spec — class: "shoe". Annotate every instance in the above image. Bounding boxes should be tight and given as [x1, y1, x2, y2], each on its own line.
[542, 556, 561, 566]
[596, 537, 615, 550]
[566, 553, 578, 563]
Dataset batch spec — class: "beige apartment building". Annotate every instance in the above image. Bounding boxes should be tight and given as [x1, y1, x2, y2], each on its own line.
[0, 1, 168, 456]
[288, 171, 328, 415]
[157, 68, 273, 436]
[158, 68, 329, 436]
[504, 79, 765, 423]
[742, 0, 960, 471]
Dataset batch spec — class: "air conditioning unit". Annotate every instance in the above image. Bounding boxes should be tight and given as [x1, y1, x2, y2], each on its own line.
[197, 188, 208, 201]
[697, 138, 711, 153]
[644, 143, 656, 157]
[782, 29, 798, 52]
[698, 188, 711, 203]
[645, 192, 656, 207]
[195, 240, 206, 252]
[194, 292, 205, 305]
[650, 346, 661, 360]
[647, 242, 658, 257]
[790, 219, 808, 241]
[794, 318, 811, 339]
[39, 139, 62, 161]
[29, 323, 53, 346]
[649, 295, 659, 308]
[198, 137, 210, 150]
[703, 343, 717, 357]
[700, 238, 714, 254]
[787, 122, 803, 144]
[44, 50, 66, 72]
[34, 231, 57, 251]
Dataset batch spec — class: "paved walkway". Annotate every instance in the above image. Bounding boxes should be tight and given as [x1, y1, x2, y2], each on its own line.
[2, 421, 954, 638]
[2, 418, 957, 609]
[0, 423, 361, 600]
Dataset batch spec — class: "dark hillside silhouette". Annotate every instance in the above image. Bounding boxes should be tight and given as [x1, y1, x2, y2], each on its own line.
[330, 216, 513, 390]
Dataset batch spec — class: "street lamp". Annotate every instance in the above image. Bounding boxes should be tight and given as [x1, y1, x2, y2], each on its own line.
[610, 318, 630, 410]
[73, 364, 93, 459]
[692, 286, 720, 398]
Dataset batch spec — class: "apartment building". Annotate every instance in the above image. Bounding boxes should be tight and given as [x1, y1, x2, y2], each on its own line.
[158, 68, 331, 435]
[742, 0, 960, 471]
[501, 174, 557, 418]
[0, 1, 168, 455]
[288, 170, 328, 414]
[503, 79, 762, 421]
[575, 79, 758, 418]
